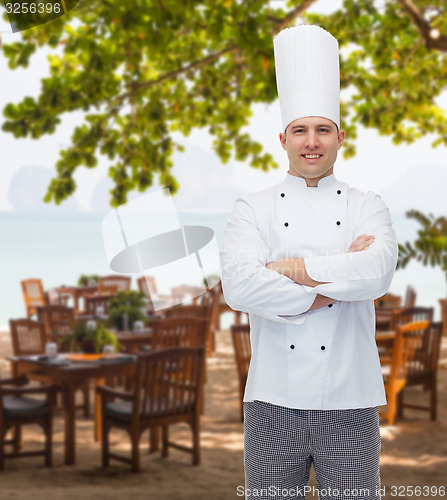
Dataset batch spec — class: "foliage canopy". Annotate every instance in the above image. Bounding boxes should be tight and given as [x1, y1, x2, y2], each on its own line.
[1, 0, 447, 206]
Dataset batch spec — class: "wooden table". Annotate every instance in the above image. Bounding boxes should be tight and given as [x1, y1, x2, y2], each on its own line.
[117, 330, 153, 354]
[55, 285, 98, 314]
[9, 353, 136, 465]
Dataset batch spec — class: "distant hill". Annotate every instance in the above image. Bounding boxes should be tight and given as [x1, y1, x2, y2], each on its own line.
[90, 143, 244, 213]
[8, 165, 79, 212]
[380, 164, 447, 215]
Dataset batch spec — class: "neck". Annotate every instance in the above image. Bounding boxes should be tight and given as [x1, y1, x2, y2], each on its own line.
[288, 165, 334, 187]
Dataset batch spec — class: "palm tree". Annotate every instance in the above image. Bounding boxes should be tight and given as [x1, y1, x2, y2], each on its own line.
[398, 210, 447, 289]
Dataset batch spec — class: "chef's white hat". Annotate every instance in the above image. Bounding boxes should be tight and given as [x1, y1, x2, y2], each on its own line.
[274, 25, 340, 131]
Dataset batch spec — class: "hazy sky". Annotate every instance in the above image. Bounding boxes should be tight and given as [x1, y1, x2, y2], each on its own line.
[1, 0, 446, 211]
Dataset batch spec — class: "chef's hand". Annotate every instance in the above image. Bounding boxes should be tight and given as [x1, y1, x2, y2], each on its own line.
[309, 294, 336, 310]
[265, 258, 327, 287]
[348, 234, 375, 253]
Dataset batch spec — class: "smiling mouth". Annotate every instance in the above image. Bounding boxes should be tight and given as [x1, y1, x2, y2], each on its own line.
[301, 154, 323, 159]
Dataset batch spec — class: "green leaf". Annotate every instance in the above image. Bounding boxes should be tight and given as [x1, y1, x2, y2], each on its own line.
[2, 0, 447, 206]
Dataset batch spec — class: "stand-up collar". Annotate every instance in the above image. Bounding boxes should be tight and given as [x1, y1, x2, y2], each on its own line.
[284, 172, 338, 189]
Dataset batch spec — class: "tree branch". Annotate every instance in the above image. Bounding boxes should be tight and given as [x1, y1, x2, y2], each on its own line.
[396, 0, 447, 52]
[114, 0, 318, 104]
[114, 45, 236, 103]
[271, 0, 318, 34]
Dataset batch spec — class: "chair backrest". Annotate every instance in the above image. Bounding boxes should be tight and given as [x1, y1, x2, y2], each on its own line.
[209, 285, 222, 322]
[404, 321, 443, 386]
[151, 317, 207, 351]
[231, 324, 251, 387]
[217, 281, 227, 306]
[137, 276, 157, 297]
[84, 294, 113, 316]
[389, 306, 434, 331]
[21, 279, 46, 318]
[164, 304, 208, 320]
[403, 285, 417, 308]
[9, 319, 46, 356]
[133, 347, 205, 420]
[197, 290, 214, 308]
[391, 321, 430, 384]
[98, 275, 131, 294]
[374, 292, 402, 309]
[36, 305, 75, 338]
[164, 295, 219, 356]
[439, 299, 447, 338]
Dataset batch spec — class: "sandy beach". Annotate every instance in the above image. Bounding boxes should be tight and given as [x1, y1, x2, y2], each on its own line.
[0, 325, 446, 500]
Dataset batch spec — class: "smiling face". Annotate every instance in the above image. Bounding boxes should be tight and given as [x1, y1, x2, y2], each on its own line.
[279, 116, 345, 187]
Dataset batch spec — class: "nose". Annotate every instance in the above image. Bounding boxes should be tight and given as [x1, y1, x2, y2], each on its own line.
[305, 131, 319, 149]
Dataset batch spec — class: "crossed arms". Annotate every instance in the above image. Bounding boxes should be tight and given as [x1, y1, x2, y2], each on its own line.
[220, 192, 398, 324]
[266, 234, 375, 311]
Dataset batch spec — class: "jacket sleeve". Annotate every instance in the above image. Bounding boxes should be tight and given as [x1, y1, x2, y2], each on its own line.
[303, 191, 398, 301]
[220, 194, 317, 324]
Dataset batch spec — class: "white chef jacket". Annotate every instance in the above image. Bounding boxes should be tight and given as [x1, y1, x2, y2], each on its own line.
[220, 173, 398, 410]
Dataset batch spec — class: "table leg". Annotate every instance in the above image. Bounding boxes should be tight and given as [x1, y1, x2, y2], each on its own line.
[149, 427, 160, 452]
[235, 311, 241, 326]
[63, 381, 77, 465]
[73, 291, 81, 315]
[94, 378, 105, 442]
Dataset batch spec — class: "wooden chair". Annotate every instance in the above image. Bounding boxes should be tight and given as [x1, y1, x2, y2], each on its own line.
[151, 317, 207, 351]
[21, 279, 47, 318]
[96, 347, 205, 472]
[146, 316, 208, 448]
[196, 289, 215, 308]
[164, 304, 208, 321]
[204, 287, 222, 356]
[403, 285, 417, 308]
[138, 275, 155, 297]
[374, 292, 402, 309]
[9, 319, 47, 360]
[378, 321, 429, 425]
[388, 306, 433, 332]
[217, 282, 243, 328]
[9, 318, 57, 388]
[84, 294, 114, 316]
[231, 325, 251, 422]
[137, 276, 174, 311]
[9, 319, 90, 417]
[98, 275, 131, 294]
[36, 305, 75, 340]
[0, 374, 57, 470]
[164, 299, 219, 357]
[377, 306, 435, 360]
[439, 299, 447, 337]
[374, 292, 403, 331]
[137, 276, 154, 314]
[396, 321, 443, 421]
[46, 287, 70, 307]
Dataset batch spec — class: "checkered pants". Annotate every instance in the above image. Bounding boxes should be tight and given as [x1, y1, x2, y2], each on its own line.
[244, 401, 381, 500]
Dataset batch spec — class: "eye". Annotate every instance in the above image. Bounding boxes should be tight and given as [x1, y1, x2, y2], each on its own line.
[319, 128, 330, 133]
[293, 128, 304, 134]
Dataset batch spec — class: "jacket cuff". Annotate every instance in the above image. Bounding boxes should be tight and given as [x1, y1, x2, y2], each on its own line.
[277, 290, 318, 323]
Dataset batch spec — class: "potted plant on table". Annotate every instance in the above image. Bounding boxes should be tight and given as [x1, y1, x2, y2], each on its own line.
[59, 321, 120, 353]
[77, 274, 99, 287]
[107, 290, 148, 331]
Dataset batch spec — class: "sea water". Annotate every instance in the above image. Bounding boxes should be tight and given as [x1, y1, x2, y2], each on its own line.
[0, 211, 444, 328]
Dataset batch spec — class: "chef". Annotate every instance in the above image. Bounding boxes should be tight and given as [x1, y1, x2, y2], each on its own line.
[220, 25, 398, 499]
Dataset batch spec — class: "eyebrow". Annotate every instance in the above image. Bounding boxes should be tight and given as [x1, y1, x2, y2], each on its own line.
[291, 124, 334, 130]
